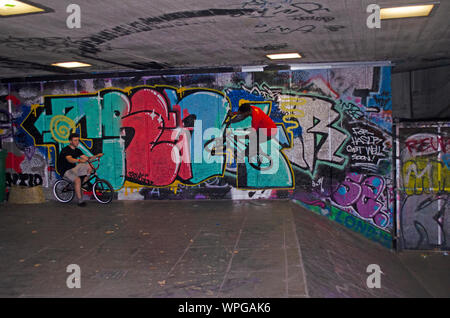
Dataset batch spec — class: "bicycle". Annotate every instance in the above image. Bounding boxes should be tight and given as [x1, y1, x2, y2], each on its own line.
[53, 157, 114, 204]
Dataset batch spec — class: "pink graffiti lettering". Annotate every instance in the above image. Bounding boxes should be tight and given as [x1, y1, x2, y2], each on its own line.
[122, 88, 192, 186]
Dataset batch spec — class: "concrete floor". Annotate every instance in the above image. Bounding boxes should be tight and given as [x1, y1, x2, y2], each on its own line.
[0, 200, 448, 298]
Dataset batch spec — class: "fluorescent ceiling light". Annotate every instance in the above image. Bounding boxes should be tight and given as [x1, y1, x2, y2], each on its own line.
[0, 0, 48, 17]
[380, 4, 435, 19]
[52, 62, 92, 68]
[241, 65, 266, 72]
[266, 53, 302, 60]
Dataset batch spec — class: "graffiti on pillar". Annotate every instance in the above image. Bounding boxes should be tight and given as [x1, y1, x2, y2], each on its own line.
[402, 158, 450, 195]
[399, 125, 449, 250]
[4, 151, 45, 188]
[405, 133, 450, 157]
[5, 172, 43, 187]
[0, 109, 12, 140]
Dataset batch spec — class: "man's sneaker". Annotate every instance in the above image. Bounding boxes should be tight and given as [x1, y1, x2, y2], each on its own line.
[77, 201, 87, 207]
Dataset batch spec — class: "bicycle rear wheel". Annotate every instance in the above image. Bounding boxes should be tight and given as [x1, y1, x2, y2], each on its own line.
[53, 179, 75, 203]
[92, 179, 114, 204]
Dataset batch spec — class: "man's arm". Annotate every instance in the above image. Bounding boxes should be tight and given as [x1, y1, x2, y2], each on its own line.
[65, 155, 87, 164]
[80, 153, 104, 162]
[80, 155, 89, 162]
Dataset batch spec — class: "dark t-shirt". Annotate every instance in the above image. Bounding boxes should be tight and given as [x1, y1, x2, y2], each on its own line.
[58, 146, 83, 176]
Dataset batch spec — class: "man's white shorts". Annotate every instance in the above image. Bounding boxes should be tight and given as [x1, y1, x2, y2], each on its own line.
[64, 163, 91, 182]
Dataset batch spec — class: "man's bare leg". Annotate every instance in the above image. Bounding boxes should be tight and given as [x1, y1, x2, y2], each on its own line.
[81, 165, 93, 188]
[74, 177, 82, 200]
[82, 175, 90, 185]
[74, 177, 85, 206]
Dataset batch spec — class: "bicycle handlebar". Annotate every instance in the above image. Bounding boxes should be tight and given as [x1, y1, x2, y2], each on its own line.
[88, 158, 100, 163]
[87, 154, 103, 170]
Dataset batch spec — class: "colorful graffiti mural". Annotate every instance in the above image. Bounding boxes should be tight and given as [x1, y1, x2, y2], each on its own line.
[331, 172, 390, 228]
[398, 124, 449, 250]
[18, 85, 294, 191]
[1, 66, 393, 248]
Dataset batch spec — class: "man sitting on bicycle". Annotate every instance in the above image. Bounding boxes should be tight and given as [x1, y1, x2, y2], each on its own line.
[57, 133, 103, 207]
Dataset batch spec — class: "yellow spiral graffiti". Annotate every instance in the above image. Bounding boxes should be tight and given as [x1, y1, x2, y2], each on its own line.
[50, 115, 76, 143]
[280, 96, 306, 140]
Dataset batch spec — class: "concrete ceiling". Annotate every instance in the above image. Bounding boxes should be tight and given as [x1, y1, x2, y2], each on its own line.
[0, 0, 449, 80]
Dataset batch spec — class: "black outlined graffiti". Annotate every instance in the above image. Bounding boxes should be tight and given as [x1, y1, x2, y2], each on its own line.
[6, 173, 43, 187]
[0, 9, 254, 56]
[280, 94, 349, 176]
[342, 122, 390, 170]
[1, 36, 83, 54]
[255, 24, 316, 34]
[235, 82, 282, 101]
[241, 1, 330, 16]
[242, 43, 289, 51]
[402, 194, 447, 249]
[241, 1, 344, 34]
[291, 15, 335, 22]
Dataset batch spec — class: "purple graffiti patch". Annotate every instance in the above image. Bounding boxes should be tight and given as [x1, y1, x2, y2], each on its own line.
[332, 173, 389, 227]
[23, 146, 36, 160]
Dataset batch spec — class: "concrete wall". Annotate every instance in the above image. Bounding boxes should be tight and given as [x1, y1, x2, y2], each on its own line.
[392, 65, 450, 120]
[0, 66, 393, 248]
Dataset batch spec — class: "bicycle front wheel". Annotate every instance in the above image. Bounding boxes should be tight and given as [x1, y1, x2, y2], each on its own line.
[53, 179, 75, 203]
[92, 179, 114, 204]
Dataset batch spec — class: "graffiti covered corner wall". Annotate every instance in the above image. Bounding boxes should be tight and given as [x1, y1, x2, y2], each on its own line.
[1, 66, 393, 248]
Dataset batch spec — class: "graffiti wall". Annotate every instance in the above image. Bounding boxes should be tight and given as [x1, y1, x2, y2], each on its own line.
[0, 66, 393, 248]
[287, 67, 394, 248]
[397, 122, 449, 250]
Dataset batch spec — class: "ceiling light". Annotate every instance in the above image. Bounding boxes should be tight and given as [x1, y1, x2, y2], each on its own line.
[266, 53, 302, 60]
[241, 65, 266, 72]
[0, 0, 50, 17]
[51, 62, 92, 68]
[380, 4, 435, 20]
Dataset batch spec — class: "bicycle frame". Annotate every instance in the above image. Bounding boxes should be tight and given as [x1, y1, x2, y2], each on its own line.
[61, 158, 100, 190]
[82, 158, 101, 188]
